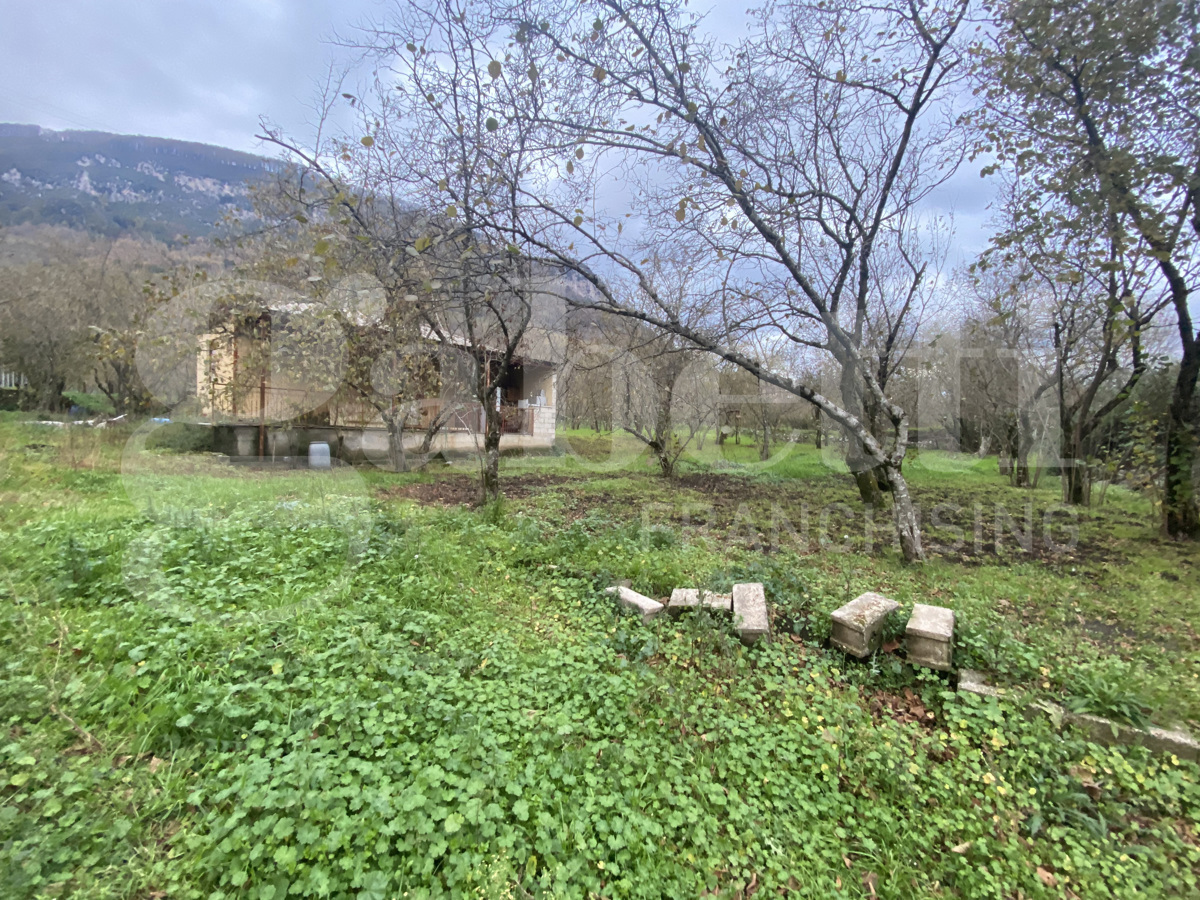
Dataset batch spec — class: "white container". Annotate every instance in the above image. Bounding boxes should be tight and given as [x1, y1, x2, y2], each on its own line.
[308, 441, 331, 469]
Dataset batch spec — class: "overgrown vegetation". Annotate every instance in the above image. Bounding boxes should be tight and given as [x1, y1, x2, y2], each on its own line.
[1, 417, 1198, 898]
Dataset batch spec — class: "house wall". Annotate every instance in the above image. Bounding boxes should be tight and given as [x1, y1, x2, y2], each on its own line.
[521, 365, 556, 407]
[214, 421, 557, 463]
[519, 367, 557, 439]
[201, 333, 560, 454]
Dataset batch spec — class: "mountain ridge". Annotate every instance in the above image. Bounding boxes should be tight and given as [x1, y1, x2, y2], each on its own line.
[0, 123, 282, 242]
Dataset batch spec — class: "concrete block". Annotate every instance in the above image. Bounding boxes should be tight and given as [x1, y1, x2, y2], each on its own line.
[732, 582, 769, 645]
[957, 669, 1006, 700]
[1143, 726, 1200, 762]
[966, 680, 1200, 762]
[830, 592, 898, 658]
[905, 603, 955, 671]
[668, 588, 732, 617]
[1059, 710, 1200, 762]
[605, 586, 664, 624]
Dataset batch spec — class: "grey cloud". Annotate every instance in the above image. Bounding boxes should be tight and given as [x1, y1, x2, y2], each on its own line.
[0, 0, 383, 153]
[1, 0, 993, 264]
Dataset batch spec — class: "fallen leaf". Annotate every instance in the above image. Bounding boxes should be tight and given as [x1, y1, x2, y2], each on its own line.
[861, 871, 879, 896]
[148, 756, 165, 774]
[1037, 867, 1057, 887]
[951, 841, 971, 854]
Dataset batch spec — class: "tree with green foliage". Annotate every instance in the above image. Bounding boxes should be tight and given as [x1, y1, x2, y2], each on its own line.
[973, 188, 1168, 503]
[972, 0, 1200, 535]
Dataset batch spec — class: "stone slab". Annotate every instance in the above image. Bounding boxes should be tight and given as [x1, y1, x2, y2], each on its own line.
[906, 603, 954, 671]
[959, 675, 1199, 762]
[668, 588, 732, 617]
[1057, 709, 1200, 762]
[957, 669, 1007, 700]
[830, 592, 898, 658]
[605, 586, 664, 624]
[732, 582, 769, 645]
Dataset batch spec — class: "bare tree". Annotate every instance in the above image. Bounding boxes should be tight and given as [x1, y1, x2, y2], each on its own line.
[261, 35, 558, 500]
[323, 0, 970, 561]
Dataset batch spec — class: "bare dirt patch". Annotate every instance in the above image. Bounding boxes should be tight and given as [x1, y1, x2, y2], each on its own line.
[377, 472, 575, 507]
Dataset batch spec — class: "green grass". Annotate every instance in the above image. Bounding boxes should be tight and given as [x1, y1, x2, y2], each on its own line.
[1, 416, 1198, 898]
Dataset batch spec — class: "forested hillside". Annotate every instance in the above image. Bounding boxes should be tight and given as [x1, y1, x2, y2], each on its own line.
[0, 124, 280, 241]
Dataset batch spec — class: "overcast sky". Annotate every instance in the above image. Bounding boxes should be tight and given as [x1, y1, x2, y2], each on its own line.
[0, 0, 997, 263]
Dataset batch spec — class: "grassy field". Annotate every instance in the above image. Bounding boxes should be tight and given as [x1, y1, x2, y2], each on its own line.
[1, 414, 1198, 898]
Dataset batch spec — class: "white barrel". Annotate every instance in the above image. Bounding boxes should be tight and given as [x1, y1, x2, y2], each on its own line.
[308, 441, 331, 469]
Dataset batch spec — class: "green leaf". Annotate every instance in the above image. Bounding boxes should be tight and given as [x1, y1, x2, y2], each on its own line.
[273, 844, 298, 866]
[486, 117, 499, 132]
[357, 871, 389, 900]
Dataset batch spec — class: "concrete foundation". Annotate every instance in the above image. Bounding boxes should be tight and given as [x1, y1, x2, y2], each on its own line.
[212, 423, 556, 464]
[605, 586, 664, 624]
[905, 603, 955, 671]
[668, 588, 732, 617]
[732, 582, 769, 645]
[831, 593, 899, 658]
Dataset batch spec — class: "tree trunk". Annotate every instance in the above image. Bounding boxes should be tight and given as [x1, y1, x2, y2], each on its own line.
[1061, 429, 1090, 506]
[481, 390, 502, 503]
[1013, 409, 1035, 487]
[850, 455, 886, 507]
[759, 419, 770, 461]
[1164, 343, 1199, 538]
[653, 441, 676, 477]
[418, 409, 447, 458]
[886, 461, 924, 562]
[1013, 448, 1030, 488]
[651, 375, 677, 477]
[384, 411, 407, 472]
[1065, 465, 1089, 505]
